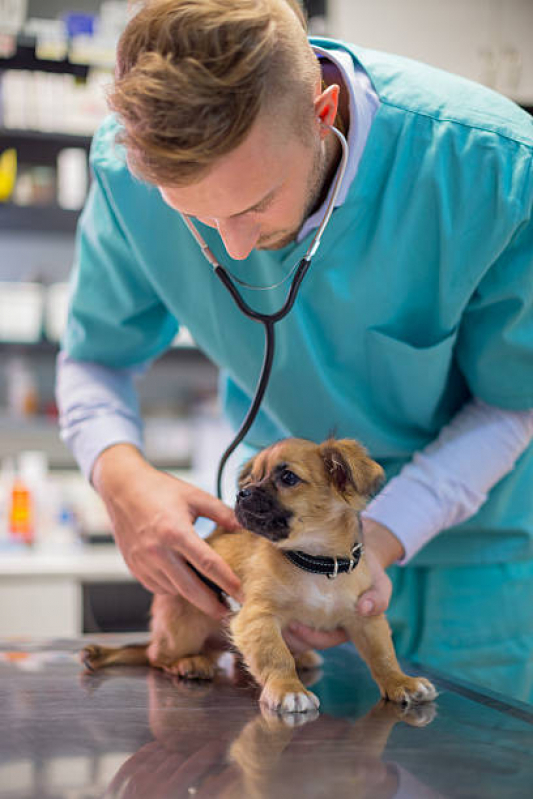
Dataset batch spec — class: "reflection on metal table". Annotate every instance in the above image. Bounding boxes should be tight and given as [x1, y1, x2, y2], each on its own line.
[0, 636, 532, 798]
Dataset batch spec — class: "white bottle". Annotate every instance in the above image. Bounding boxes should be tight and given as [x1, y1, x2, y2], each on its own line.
[56, 147, 88, 210]
[5, 357, 38, 418]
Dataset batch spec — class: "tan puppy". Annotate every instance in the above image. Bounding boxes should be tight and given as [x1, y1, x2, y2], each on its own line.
[82, 437, 437, 712]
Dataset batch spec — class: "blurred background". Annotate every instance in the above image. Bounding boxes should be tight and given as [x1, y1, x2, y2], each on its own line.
[0, 0, 531, 640]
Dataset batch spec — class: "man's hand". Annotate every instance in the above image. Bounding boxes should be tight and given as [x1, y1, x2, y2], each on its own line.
[283, 517, 404, 652]
[92, 443, 244, 619]
[356, 517, 404, 617]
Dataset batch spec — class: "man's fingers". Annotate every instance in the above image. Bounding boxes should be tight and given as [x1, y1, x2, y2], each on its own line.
[159, 552, 230, 619]
[188, 488, 240, 531]
[281, 628, 310, 655]
[356, 588, 389, 617]
[134, 567, 177, 596]
[285, 623, 348, 651]
[356, 551, 393, 617]
[176, 532, 244, 603]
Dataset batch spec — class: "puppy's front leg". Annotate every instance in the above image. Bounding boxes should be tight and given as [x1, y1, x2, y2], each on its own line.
[344, 614, 437, 705]
[230, 606, 320, 713]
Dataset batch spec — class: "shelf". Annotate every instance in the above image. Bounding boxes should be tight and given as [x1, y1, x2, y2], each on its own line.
[0, 34, 89, 78]
[0, 338, 211, 361]
[0, 203, 81, 233]
[0, 415, 74, 469]
[0, 128, 93, 170]
[0, 129, 92, 148]
[0, 414, 196, 472]
[0, 340, 59, 355]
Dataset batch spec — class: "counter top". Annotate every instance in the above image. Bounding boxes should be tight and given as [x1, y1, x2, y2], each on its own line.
[0, 636, 532, 798]
[0, 543, 132, 580]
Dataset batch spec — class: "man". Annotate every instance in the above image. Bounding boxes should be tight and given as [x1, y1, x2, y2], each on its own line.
[57, 0, 533, 700]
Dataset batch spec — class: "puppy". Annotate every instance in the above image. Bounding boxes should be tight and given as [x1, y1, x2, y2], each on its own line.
[82, 437, 437, 712]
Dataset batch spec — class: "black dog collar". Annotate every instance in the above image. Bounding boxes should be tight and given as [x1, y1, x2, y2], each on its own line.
[282, 540, 363, 580]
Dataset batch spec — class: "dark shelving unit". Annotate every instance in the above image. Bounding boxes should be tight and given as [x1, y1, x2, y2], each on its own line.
[0, 33, 89, 78]
[0, 203, 80, 234]
[0, 28, 97, 233]
[0, 339, 210, 360]
[0, 128, 92, 158]
[0, 128, 92, 233]
[305, 0, 327, 18]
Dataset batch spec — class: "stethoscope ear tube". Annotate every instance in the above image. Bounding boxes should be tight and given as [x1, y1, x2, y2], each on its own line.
[214, 257, 311, 323]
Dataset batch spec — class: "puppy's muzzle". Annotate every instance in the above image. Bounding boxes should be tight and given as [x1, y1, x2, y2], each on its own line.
[235, 486, 293, 542]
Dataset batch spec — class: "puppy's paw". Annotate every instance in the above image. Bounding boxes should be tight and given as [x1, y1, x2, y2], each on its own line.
[260, 679, 320, 714]
[80, 644, 107, 672]
[259, 702, 319, 728]
[400, 701, 437, 727]
[294, 650, 324, 671]
[381, 675, 438, 706]
[165, 655, 216, 680]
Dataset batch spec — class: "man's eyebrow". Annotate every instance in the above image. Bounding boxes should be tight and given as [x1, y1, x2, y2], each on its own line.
[229, 185, 281, 219]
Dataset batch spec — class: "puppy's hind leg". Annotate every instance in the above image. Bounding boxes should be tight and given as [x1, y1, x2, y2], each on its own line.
[148, 594, 223, 680]
[81, 643, 149, 672]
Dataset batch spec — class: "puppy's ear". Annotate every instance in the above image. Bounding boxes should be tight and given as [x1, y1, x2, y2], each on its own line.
[320, 439, 384, 500]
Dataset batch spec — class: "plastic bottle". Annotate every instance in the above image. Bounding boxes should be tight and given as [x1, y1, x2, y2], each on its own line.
[5, 357, 39, 418]
[17, 451, 49, 547]
[8, 475, 34, 546]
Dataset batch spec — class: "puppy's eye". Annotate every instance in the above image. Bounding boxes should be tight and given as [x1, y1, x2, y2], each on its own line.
[279, 469, 300, 487]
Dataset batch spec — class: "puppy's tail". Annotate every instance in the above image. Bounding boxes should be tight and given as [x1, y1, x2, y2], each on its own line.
[81, 642, 149, 672]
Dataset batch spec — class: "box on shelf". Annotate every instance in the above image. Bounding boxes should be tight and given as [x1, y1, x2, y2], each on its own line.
[0, 0, 28, 35]
[44, 281, 70, 342]
[0, 281, 43, 342]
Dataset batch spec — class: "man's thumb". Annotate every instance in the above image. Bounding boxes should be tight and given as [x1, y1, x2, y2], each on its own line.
[357, 589, 386, 617]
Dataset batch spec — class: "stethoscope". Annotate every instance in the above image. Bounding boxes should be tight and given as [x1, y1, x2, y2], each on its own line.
[181, 125, 349, 499]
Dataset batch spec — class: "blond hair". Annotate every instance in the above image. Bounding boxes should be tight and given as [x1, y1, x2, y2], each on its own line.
[108, 0, 319, 185]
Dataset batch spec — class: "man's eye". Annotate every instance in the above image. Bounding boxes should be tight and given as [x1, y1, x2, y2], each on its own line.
[280, 469, 300, 487]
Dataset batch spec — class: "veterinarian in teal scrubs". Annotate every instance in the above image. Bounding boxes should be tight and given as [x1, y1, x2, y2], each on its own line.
[57, 2, 533, 703]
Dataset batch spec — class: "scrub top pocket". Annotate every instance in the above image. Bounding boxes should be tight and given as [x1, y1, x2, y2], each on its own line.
[365, 327, 467, 437]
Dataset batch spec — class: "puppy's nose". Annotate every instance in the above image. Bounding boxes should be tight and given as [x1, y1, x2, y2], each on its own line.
[238, 488, 252, 500]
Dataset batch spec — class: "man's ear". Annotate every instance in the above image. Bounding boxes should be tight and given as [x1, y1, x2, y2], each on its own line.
[320, 438, 384, 500]
[314, 83, 340, 139]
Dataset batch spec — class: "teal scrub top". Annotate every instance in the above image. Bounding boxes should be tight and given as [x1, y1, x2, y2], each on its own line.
[63, 39, 533, 568]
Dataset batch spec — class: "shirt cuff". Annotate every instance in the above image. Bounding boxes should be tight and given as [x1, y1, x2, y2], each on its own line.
[361, 471, 485, 565]
[60, 411, 144, 483]
[362, 399, 533, 565]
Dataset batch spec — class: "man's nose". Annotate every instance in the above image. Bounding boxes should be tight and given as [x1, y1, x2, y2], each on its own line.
[215, 217, 260, 260]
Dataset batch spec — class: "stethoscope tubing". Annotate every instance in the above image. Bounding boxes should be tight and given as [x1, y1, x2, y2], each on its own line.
[213, 256, 312, 497]
[215, 318, 275, 498]
[213, 257, 311, 323]
[180, 125, 349, 498]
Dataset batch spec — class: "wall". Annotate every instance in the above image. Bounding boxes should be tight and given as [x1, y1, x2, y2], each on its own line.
[328, 0, 533, 106]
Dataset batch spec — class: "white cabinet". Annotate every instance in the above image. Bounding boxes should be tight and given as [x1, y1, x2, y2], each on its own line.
[328, 0, 533, 103]
[0, 547, 133, 637]
[0, 577, 80, 637]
